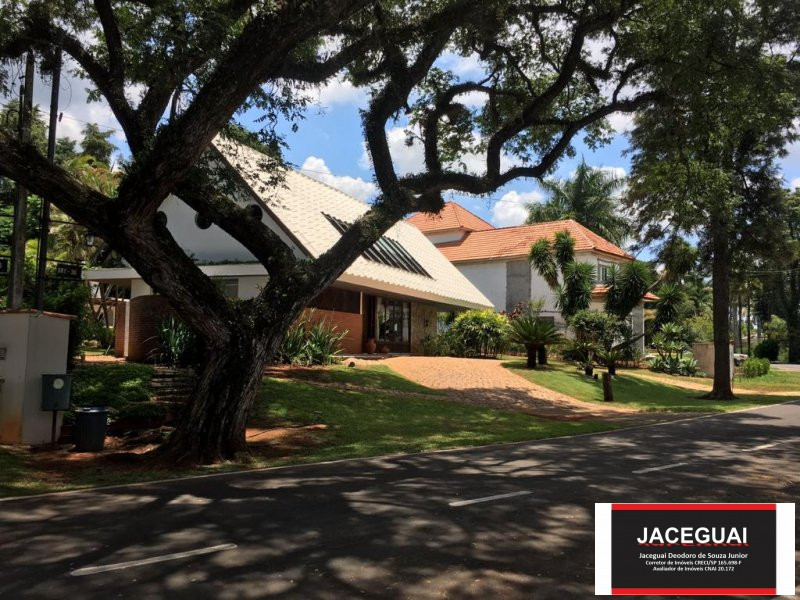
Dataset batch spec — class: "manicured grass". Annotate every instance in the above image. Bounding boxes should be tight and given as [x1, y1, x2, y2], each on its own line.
[624, 367, 800, 393]
[250, 377, 613, 463]
[504, 360, 786, 413]
[282, 364, 442, 395]
[0, 365, 613, 498]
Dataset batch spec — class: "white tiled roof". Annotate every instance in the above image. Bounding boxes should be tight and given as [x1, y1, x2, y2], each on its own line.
[215, 138, 493, 310]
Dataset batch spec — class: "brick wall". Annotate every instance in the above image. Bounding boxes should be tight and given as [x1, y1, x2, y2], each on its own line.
[127, 296, 174, 362]
[304, 308, 364, 355]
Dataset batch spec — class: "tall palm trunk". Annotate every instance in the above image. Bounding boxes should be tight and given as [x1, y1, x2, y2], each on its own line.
[526, 345, 538, 368]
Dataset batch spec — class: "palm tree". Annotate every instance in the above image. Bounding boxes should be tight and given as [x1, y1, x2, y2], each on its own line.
[527, 159, 631, 246]
[529, 231, 596, 320]
[509, 311, 562, 368]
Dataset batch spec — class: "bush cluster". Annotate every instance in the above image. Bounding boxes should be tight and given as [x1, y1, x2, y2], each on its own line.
[741, 357, 770, 378]
[65, 363, 159, 426]
[648, 355, 704, 377]
[753, 339, 779, 362]
[277, 311, 348, 366]
[422, 309, 509, 358]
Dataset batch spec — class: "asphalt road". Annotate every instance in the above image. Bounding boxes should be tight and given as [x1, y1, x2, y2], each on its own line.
[1, 401, 798, 599]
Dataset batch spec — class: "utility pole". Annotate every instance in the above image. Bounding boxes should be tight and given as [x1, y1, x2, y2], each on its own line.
[34, 41, 62, 310]
[7, 52, 34, 309]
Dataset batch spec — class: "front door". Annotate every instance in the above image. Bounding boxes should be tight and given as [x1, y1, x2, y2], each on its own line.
[375, 297, 411, 353]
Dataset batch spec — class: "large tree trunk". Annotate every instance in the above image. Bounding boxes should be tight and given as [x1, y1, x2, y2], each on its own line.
[707, 213, 735, 399]
[158, 326, 284, 464]
[787, 311, 800, 364]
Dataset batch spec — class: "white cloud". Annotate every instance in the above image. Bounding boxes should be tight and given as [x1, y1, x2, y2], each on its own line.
[360, 125, 515, 177]
[300, 156, 376, 201]
[305, 75, 368, 109]
[437, 52, 486, 79]
[607, 112, 635, 134]
[491, 190, 542, 227]
[791, 177, 800, 190]
[27, 64, 127, 154]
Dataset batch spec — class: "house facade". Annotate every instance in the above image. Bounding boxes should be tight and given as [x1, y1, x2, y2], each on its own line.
[407, 202, 655, 352]
[87, 141, 492, 361]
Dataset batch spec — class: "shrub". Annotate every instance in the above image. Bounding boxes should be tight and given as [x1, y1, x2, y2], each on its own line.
[448, 309, 510, 358]
[741, 357, 770, 378]
[421, 333, 453, 356]
[753, 339, 779, 361]
[277, 310, 347, 366]
[568, 309, 622, 349]
[151, 316, 203, 367]
[305, 318, 347, 365]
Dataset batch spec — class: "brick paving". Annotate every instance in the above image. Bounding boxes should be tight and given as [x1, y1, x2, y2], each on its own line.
[383, 356, 684, 425]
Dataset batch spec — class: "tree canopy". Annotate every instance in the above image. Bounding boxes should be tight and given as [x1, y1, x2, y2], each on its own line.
[1, 0, 797, 460]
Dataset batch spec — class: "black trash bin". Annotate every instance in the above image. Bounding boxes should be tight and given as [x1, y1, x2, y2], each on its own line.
[73, 407, 109, 451]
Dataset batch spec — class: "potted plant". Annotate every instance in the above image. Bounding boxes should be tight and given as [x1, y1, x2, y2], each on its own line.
[365, 338, 377, 353]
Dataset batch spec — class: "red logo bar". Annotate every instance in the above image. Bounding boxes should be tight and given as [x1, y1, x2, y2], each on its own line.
[612, 588, 776, 595]
[612, 503, 776, 511]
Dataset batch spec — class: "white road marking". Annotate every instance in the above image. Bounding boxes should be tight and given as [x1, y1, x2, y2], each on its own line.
[70, 543, 237, 576]
[744, 442, 780, 452]
[632, 462, 688, 474]
[449, 490, 532, 507]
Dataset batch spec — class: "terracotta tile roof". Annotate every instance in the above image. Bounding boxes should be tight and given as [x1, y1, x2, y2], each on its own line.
[433, 217, 633, 263]
[592, 286, 660, 302]
[406, 202, 495, 233]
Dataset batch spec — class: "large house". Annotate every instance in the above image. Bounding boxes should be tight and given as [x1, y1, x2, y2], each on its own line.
[407, 202, 656, 351]
[87, 141, 492, 360]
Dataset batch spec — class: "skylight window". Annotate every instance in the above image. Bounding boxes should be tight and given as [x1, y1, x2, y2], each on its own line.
[323, 213, 431, 278]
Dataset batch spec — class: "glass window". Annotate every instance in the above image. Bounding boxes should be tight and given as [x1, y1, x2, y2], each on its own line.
[377, 298, 410, 343]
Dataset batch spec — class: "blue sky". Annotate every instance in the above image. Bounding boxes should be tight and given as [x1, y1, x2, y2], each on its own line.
[29, 59, 800, 256]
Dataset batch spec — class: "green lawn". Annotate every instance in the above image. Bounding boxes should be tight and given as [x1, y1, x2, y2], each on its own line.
[504, 360, 787, 413]
[0, 363, 613, 498]
[619, 367, 800, 393]
[250, 377, 613, 463]
[279, 364, 442, 396]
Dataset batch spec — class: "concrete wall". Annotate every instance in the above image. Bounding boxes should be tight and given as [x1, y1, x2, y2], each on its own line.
[456, 261, 507, 312]
[426, 230, 466, 244]
[239, 276, 268, 300]
[410, 303, 438, 355]
[0, 312, 71, 445]
[693, 342, 734, 380]
[505, 260, 532, 313]
[158, 194, 303, 263]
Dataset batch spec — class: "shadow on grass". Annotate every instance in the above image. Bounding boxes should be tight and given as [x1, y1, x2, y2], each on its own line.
[503, 359, 790, 412]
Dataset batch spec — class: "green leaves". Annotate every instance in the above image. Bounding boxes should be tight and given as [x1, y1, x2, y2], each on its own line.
[604, 260, 653, 320]
[528, 238, 558, 289]
[530, 159, 631, 246]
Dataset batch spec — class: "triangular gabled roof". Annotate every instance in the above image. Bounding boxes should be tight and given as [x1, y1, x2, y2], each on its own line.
[214, 139, 493, 310]
[406, 202, 495, 233]
[421, 210, 632, 263]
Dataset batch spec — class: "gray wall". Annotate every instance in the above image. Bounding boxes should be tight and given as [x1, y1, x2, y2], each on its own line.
[505, 260, 532, 313]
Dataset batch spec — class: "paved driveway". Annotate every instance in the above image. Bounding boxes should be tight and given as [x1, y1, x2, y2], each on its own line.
[1, 400, 797, 599]
[772, 363, 800, 372]
[385, 356, 677, 424]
